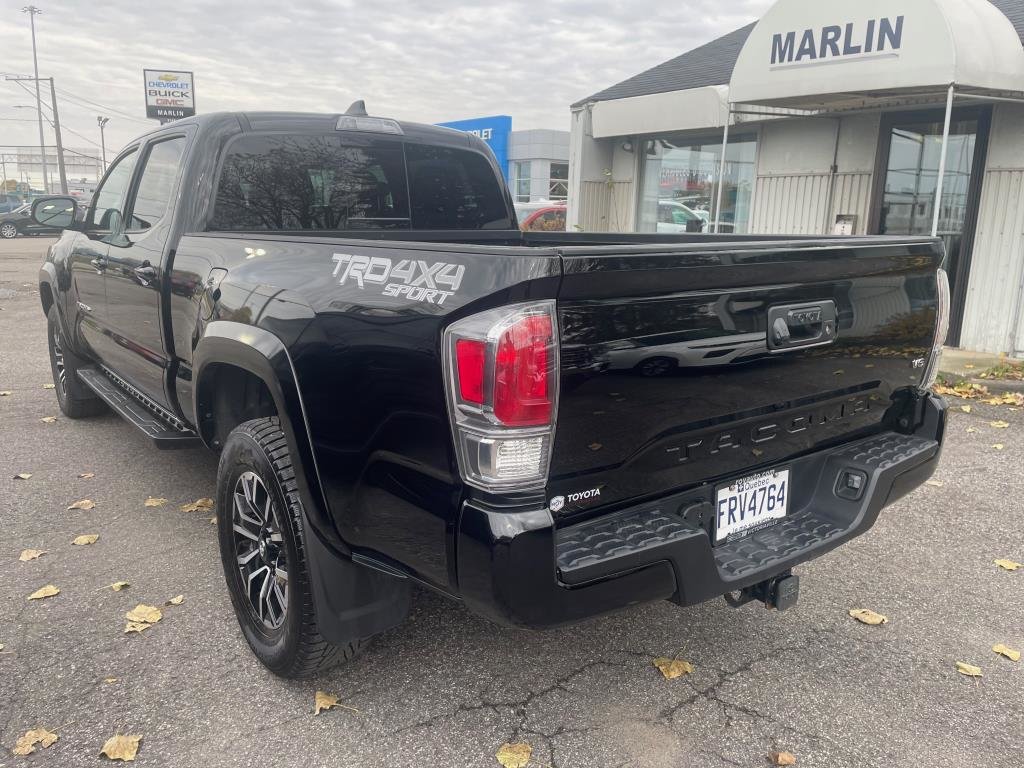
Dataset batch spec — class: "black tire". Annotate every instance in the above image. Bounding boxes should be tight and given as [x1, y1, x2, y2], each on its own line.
[47, 305, 107, 418]
[217, 417, 362, 677]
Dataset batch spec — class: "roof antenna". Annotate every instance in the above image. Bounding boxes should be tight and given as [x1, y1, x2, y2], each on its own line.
[345, 100, 368, 117]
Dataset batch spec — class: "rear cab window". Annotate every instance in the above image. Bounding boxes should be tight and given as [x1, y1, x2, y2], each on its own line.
[209, 133, 511, 232]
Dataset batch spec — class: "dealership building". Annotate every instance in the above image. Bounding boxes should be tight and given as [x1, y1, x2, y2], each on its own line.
[568, 0, 1024, 356]
[439, 116, 570, 202]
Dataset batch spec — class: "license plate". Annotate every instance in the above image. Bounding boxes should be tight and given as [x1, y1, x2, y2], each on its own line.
[714, 468, 790, 543]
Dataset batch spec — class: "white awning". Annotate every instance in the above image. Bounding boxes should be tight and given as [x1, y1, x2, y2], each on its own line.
[590, 85, 729, 138]
[729, 0, 1024, 108]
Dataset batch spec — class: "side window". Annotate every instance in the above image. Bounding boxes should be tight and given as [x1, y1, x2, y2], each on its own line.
[128, 137, 187, 231]
[90, 149, 138, 230]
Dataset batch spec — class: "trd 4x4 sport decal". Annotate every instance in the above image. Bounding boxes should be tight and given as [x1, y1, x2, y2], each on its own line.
[332, 253, 465, 305]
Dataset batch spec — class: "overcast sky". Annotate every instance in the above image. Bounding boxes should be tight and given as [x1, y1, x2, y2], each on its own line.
[0, 0, 771, 160]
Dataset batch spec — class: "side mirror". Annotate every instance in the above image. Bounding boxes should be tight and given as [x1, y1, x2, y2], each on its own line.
[31, 196, 78, 230]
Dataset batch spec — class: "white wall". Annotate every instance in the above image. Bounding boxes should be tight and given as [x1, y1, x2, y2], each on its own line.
[750, 114, 878, 235]
[568, 106, 636, 232]
[960, 103, 1024, 356]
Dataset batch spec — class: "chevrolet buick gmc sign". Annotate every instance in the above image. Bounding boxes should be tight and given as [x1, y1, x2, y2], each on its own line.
[770, 16, 904, 68]
[144, 69, 196, 121]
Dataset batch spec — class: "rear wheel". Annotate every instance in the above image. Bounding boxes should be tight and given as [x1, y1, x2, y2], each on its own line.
[636, 356, 676, 377]
[0, 223, 17, 239]
[47, 305, 107, 418]
[216, 417, 362, 677]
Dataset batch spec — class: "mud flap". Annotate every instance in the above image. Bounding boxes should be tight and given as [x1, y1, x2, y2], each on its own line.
[303, 519, 411, 645]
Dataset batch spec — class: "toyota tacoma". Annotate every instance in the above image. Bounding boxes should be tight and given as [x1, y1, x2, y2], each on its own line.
[33, 104, 948, 677]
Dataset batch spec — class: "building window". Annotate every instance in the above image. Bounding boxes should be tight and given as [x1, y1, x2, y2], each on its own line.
[513, 161, 532, 202]
[548, 162, 568, 201]
[637, 133, 756, 234]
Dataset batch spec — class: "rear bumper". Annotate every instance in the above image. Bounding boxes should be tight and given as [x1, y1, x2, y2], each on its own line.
[456, 394, 945, 628]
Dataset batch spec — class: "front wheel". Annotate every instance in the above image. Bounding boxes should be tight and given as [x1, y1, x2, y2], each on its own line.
[47, 305, 107, 418]
[0, 223, 18, 239]
[216, 417, 363, 677]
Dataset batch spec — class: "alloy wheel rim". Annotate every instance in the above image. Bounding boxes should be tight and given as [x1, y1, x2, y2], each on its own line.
[0, 224, 16, 238]
[52, 324, 67, 396]
[232, 471, 289, 630]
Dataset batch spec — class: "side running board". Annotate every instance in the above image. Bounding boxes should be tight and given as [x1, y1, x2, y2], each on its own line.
[77, 367, 201, 450]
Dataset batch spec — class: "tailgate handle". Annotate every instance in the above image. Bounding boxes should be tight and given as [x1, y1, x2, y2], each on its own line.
[767, 301, 837, 351]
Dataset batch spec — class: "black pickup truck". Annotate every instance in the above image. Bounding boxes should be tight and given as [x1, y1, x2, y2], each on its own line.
[33, 105, 948, 677]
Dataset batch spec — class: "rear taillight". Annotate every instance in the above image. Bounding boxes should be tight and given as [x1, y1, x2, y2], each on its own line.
[444, 301, 558, 491]
[920, 268, 950, 391]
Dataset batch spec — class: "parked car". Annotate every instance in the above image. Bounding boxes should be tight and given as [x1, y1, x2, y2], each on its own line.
[657, 199, 705, 233]
[519, 204, 567, 231]
[0, 193, 24, 214]
[0, 203, 79, 238]
[34, 106, 949, 678]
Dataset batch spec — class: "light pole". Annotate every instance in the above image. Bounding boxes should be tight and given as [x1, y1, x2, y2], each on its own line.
[97, 117, 109, 171]
[21, 5, 49, 194]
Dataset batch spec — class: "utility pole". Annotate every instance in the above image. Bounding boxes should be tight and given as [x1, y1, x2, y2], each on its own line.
[21, 5, 49, 194]
[97, 117, 109, 171]
[47, 78, 67, 194]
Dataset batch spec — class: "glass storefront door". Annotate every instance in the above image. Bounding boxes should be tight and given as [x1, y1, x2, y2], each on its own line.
[873, 107, 990, 344]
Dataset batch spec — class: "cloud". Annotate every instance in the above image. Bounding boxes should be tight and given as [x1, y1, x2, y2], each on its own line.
[0, 0, 770, 162]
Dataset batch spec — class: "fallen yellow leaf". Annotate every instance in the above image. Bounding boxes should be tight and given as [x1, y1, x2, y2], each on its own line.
[769, 751, 797, 766]
[992, 644, 1021, 662]
[72, 534, 99, 546]
[208, 516, 217, 524]
[967, 427, 978, 433]
[109, 581, 130, 592]
[955, 661, 982, 677]
[314, 690, 338, 715]
[990, 420, 1010, 429]
[14, 472, 32, 480]
[27, 585, 59, 600]
[40, 416, 57, 423]
[125, 604, 162, 624]
[495, 742, 532, 768]
[143, 497, 167, 507]
[79, 472, 95, 479]
[849, 608, 888, 625]
[103, 677, 119, 684]
[993, 444, 1005, 451]
[100, 734, 141, 761]
[179, 498, 214, 513]
[12, 727, 59, 756]
[43, 383, 55, 389]
[123, 622, 151, 634]
[653, 657, 695, 679]
[67, 499, 96, 511]
[961, 405, 972, 413]
[925, 479, 943, 487]
[995, 558, 1021, 571]
[167, 595, 184, 606]
[19, 549, 46, 562]
[0, 390, 12, 396]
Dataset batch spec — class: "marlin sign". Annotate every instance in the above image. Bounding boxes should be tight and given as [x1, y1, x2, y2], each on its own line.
[770, 16, 904, 67]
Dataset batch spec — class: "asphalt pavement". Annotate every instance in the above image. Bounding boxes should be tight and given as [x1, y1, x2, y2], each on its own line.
[1, 236, 1022, 768]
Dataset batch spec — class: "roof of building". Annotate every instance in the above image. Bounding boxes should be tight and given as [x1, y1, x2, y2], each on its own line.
[574, 0, 1024, 107]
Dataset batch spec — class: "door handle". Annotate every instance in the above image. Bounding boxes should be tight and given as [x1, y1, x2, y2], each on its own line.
[89, 257, 107, 273]
[133, 264, 158, 285]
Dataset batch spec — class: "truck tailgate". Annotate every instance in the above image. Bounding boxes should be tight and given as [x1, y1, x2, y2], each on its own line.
[548, 237, 942, 515]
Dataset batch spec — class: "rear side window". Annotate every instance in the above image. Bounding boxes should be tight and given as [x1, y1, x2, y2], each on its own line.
[209, 133, 510, 231]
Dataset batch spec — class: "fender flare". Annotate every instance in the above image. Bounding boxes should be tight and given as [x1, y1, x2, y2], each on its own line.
[192, 321, 410, 643]
[192, 320, 340, 552]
